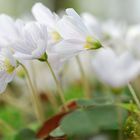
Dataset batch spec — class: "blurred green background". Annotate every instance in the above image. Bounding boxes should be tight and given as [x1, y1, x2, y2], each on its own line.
[0, 0, 140, 23]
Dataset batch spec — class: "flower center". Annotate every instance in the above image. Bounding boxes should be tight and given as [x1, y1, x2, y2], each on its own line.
[84, 36, 102, 49]
[0, 58, 15, 74]
[51, 31, 62, 42]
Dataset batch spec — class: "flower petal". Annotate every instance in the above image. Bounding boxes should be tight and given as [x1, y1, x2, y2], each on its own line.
[32, 3, 58, 28]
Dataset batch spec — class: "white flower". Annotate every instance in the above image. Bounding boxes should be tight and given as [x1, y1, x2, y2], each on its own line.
[92, 48, 140, 87]
[0, 14, 24, 48]
[53, 8, 102, 57]
[11, 22, 48, 60]
[126, 25, 140, 59]
[0, 48, 17, 93]
[32, 3, 62, 45]
[0, 14, 48, 61]
[32, 5, 102, 65]
[102, 20, 126, 40]
[101, 20, 127, 54]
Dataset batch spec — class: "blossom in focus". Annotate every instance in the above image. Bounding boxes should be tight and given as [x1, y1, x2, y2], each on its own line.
[0, 48, 17, 93]
[53, 8, 102, 57]
[32, 4, 103, 70]
[11, 22, 48, 60]
[92, 48, 140, 87]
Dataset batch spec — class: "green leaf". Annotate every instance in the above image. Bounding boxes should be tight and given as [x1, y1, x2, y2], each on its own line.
[60, 105, 128, 136]
[50, 127, 65, 137]
[77, 96, 113, 107]
[14, 128, 38, 140]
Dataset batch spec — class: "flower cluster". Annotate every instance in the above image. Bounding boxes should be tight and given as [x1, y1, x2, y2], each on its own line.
[0, 2, 140, 93]
[0, 3, 102, 93]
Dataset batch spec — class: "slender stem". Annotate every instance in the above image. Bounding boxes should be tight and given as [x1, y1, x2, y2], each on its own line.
[128, 83, 140, 110]
[46, 60, 68, 111]
[47, 91, 58, 112]
[30, 62, 37, 90]
[59, 63, 69, 85]
[31, 62, 58, 113]
[20, 63, 45, 123]
[76, 56, 90, 99]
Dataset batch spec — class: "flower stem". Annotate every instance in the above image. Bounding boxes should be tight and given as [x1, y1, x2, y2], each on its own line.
[76, 56, 90, 99]
[31, 62, 58, 113]
[46, 90, 59, 112]
[128, 83, 140, 110]
[46, 60, 68, 111]
[20, 63, 45, 123]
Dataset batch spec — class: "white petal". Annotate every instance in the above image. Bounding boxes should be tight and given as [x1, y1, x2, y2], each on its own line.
[13, 52, 34, 60]
[52, 39, 85, 59]
[0, 14, 19, 40]
[66, 8, 89, 36]
[15, 19, 25, 33]
[1, 48, 16, 67]
[5, 72, 16, 83]
[0, 72, 7, 81]
[12, 22, 48, 60]
[0, 37, 10, 47]
[92, 48, 140, 87]
[23, 22, 47, 46]
[32, 40, 47, 58]
[81, 13, 102, 38]
[66, 8, 82, 22]
[57, 16, 86, 40]
[12, 40, 33, 54]
[32, 3, 57, 28]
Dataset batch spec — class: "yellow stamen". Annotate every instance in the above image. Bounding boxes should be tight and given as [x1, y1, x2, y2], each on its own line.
[51, 31, 62, 42]
[84, 36, 102, 49]
[4, 59, 15, 74]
